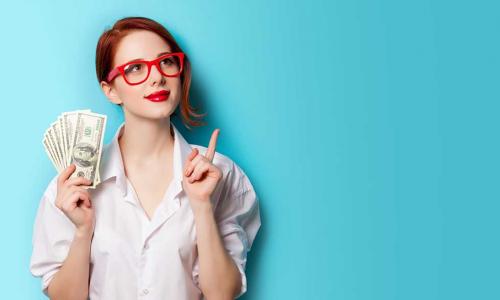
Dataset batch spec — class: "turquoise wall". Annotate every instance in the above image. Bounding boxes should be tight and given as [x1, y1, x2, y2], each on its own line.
[2, 0, 498, 299]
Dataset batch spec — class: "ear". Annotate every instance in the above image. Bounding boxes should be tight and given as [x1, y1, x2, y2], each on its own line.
[100, 81, 123, 105]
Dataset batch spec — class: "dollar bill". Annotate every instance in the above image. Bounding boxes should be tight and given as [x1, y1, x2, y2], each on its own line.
[58, 116, 67, 166]
[43, 134, 60, 172]
[47, 126, 63, 170]
[67, 111, 107, 188]
[43, 109, 106, 188]
[62, 109, 91, 166]
[51, 122, 65, 169]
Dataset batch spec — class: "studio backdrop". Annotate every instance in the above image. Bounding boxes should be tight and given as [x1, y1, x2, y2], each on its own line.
[0, 0, 498, 299]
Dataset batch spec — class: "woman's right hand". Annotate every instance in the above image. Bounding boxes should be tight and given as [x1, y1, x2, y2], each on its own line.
[55, 163, 95, 236]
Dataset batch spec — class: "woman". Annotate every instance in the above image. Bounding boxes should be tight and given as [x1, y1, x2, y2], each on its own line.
[30, 16, 261, 300]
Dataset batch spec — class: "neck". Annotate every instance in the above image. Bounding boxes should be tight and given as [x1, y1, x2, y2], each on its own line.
[118, 113, 174, 165]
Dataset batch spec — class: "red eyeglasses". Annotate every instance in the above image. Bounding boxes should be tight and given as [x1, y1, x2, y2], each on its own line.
[106, 52, 185, 85]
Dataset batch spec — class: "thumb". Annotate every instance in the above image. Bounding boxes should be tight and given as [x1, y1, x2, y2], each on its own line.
[187, 148, 198, 161]
[59, 163, 76, 184]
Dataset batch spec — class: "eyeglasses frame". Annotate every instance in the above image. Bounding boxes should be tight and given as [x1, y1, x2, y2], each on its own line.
[106, 52, 185, 85]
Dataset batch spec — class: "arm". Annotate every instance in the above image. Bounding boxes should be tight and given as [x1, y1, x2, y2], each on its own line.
[192, 200, 242, 300]
[47, 228, 92, 300]
[182, 131, 259, 299]
[30, 165, 95, 299]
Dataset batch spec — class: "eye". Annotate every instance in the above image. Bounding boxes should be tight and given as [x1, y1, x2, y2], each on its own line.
[161, 57, 175, 66]
[124, 63, 142, 74]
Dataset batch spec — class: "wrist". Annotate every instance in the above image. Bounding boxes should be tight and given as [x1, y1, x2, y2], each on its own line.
[190, 199, 213, 216]
[75, 226, 94, 239]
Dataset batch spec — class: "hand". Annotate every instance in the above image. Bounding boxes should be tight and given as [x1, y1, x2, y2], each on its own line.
[182, 129, 223, 210]
[55, 164, 95, 235]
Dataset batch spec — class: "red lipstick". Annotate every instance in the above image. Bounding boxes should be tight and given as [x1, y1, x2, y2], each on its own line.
[144, 90, 170, 102]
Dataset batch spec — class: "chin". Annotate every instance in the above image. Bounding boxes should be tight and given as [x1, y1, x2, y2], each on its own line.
[148, 107, 176, 119]
[139, 109, 172, 120]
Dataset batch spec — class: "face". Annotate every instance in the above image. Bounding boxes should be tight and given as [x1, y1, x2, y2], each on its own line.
[100, 30, 182, 121]
[73, 144, 96, 167]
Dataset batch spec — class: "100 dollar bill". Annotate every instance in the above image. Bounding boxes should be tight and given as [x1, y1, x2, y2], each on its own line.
[68, 111, 107, 188]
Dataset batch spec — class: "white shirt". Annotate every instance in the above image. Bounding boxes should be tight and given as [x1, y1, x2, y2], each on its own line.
[30, 121, 261, 299]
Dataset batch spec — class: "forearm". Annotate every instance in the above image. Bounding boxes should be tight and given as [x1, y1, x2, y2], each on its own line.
[47, 229, 92, 300]
[192, 201, 241, 300]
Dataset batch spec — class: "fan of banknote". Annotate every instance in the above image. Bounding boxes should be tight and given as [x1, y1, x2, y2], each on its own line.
[42, 109, 107, 189]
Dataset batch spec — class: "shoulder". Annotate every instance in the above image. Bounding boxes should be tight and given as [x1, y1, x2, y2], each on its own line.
[32, 174, 69, 227]
[39, 174, 59, 207]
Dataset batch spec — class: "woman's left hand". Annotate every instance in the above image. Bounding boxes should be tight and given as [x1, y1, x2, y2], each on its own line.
[182, 129, 223, 210]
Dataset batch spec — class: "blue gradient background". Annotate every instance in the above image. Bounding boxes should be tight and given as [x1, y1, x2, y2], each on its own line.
[1, 0, 498, 299]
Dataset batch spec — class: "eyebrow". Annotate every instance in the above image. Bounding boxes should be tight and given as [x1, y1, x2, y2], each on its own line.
[124, 51, 172, 65]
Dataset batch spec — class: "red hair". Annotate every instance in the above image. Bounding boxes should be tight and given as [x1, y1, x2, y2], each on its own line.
[95, 16, 206, 129]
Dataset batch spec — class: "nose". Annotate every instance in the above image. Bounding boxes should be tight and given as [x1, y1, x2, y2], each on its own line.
[148, 63, 166, 86]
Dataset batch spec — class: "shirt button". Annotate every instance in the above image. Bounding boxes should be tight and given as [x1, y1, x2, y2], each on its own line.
[143, 289, 149, 295]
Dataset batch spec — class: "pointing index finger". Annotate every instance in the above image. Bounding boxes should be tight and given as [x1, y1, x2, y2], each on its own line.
[205, 128, 220, 162]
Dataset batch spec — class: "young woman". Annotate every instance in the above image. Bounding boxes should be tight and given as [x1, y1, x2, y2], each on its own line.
[30, 16, 261, 300]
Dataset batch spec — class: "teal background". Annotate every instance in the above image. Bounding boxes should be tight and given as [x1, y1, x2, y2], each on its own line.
[1, 0, 498, 299]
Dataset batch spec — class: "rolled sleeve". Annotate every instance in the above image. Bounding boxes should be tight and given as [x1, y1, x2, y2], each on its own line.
[218, 199, 256, 298]
[29, 175, 76, 296]
[192, 159, 261, 298]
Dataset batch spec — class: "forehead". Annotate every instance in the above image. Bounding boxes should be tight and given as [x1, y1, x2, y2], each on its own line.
[113, 30, 172, 65]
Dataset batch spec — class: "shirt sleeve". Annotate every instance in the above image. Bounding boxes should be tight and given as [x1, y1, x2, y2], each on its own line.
[192, 159, 261, 298]
[29, 175, 77, 297]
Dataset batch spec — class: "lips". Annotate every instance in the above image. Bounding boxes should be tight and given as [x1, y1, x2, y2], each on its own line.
[144, 90, 170, 102]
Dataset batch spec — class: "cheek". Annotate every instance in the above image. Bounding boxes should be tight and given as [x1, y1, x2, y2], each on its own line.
[118, 84, 145, 105]
[169, 78, 183, 96]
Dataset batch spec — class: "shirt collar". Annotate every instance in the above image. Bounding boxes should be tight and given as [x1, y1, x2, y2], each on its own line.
[99, 121, 193, 197]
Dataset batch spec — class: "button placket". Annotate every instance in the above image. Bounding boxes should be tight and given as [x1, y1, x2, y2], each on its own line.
[138, 288, 150, 297]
